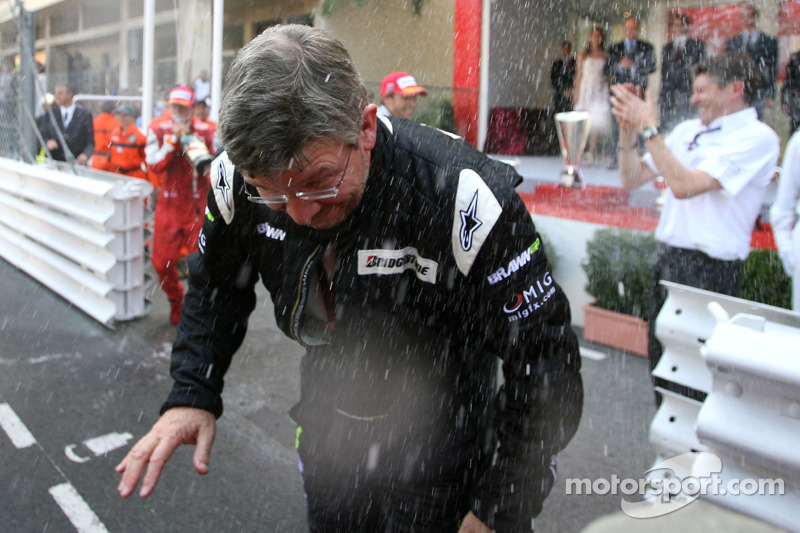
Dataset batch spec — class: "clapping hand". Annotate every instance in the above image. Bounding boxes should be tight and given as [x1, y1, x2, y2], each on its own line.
[610, 83, 656, 133]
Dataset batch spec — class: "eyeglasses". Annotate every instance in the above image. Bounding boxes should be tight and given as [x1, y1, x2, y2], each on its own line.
[687, 126, 721, 151]
[246, 146, 353, 206]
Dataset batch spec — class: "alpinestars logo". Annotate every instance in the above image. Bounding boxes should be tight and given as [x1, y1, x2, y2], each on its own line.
[215, 158, 231, 209]
[257, 222, 286, 241]
[487, 238, 541, 285]
[357, 248, 438, 284]
[459, 190, 483, 251]
[503, 272, 556, 322]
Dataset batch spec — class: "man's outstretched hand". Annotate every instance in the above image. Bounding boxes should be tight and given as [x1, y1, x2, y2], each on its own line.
[115, 407, 216, 498]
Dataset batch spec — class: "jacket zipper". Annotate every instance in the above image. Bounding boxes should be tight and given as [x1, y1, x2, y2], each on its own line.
[290, 243, 323, 345]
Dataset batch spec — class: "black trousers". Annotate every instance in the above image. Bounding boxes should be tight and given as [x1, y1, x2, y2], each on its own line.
[647, 244, 743, 403]
[296, 406, 488, 533]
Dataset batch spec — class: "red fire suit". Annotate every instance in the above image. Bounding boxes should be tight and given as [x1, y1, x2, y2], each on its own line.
[145, 112, 216, 318]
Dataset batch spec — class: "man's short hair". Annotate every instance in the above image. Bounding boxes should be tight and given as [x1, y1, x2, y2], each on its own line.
[694, 52, 759, 105]
[218, 24, 368, 179]
[56, 83, 75, 95]
[100, 100, 115, 113]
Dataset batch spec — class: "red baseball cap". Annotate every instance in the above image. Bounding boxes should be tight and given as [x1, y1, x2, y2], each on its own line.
[380, 72, 428, 98]
[168, 85, 195, 107]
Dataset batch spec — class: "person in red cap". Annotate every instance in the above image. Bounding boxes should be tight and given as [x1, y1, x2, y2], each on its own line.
[378, 71, 427, 120]
[145, 85, 217, 324]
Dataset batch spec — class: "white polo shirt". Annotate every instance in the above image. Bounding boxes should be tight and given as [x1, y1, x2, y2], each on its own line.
[643, 108, 779, 261]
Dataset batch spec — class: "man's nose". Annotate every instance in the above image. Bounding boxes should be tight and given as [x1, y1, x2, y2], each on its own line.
[284, 197, 322, 226]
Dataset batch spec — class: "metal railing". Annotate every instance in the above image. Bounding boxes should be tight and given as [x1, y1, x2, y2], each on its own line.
[0, 1, 154, 326]
[648, 281, 800, 531]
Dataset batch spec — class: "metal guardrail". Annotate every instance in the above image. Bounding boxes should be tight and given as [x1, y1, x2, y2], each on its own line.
[698, 306, 800, 531]
[0, 157, 152, 326]
[649, 281, 800, 531]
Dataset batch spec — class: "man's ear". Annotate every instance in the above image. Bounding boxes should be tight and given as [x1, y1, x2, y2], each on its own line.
[360, 104, 378, 151]
[729, 79, 746, 101]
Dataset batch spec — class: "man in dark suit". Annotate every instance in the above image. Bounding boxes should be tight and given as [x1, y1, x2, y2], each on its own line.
[782, 50, 800, 132]
[550, 41, 575, 113]
[725, 4, 777, 119]
[605, 17, 656, 168]
[660, 13, 706, 133]
[43, 83, 94, 164]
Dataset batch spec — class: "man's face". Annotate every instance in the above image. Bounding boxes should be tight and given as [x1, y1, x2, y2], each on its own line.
[55, 86, 72, 107]
[742, 7, 758, 30]
[383, 93, 419, 120]
[171, 103, 192, 124]
[561, 44, 572, 57]
[671, 17, 688, 37]
[624, 19, 640, 40]
[117, 113, 133, 128]
[244, 141, 369, 229]
[690, 73, 737, 126]
[194, 103, 209, 121]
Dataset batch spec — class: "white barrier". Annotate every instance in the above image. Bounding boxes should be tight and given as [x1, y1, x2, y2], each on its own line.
[649, 281, 800, 531]
[650, 282, 800, 460]
[697, 308, 800, 531]
[0, 157, 152, 326]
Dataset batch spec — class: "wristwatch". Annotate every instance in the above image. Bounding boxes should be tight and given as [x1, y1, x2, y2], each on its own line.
[639, 125, 660, 142]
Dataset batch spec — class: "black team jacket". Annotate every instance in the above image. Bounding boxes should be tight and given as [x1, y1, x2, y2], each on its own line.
[163, 115, 583, 531]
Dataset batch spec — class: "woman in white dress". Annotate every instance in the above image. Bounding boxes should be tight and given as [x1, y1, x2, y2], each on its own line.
[573, 27, 610, 166]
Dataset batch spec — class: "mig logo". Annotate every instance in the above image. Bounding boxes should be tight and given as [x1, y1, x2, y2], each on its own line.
[503, 271, 556, 322]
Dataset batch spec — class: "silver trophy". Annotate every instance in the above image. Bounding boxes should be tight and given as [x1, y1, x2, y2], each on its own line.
[554, 111, 591, 188]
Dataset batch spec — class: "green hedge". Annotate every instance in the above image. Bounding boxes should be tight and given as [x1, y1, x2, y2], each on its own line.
[741, 248, 793, 310]
[582, 228, 792, 318]
[582, 228, 658, 319]
[417, 99, 456, 134]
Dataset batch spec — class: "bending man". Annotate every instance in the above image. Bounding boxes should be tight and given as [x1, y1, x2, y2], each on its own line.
[117, 25, 582, 532]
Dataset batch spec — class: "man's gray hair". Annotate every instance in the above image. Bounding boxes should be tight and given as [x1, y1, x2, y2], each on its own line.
[218, 24, 369, 178]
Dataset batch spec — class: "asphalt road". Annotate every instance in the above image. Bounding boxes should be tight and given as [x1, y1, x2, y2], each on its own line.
[0, 256, 662, 532]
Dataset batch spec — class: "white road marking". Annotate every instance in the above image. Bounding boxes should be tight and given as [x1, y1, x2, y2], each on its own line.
[580, 346, 607, 361]
[28, 353, 76, 364]
[0, 403, 37, 448]
[83, 431, 133, 456]
[49, 483, 110, 533]
[64, 444, 91, 463]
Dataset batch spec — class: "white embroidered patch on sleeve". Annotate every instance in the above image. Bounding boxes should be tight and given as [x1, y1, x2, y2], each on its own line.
[452, 169, 503, 276]
[212, 151, 235, 224]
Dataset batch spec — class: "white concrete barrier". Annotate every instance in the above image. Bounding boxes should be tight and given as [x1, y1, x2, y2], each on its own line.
[0, 157, 152, 326]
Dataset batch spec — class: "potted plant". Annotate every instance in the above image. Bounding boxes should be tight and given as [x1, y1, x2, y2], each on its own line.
[581, 228, 658, 356]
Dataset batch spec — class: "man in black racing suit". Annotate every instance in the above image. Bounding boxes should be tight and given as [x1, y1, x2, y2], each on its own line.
[116, 24, 583, 533]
